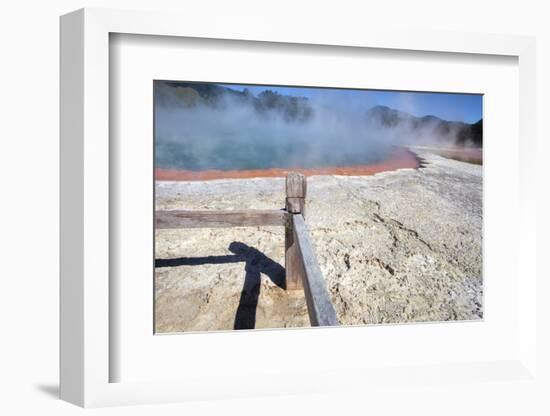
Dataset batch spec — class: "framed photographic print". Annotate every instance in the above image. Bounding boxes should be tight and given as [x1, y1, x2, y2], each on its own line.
[153, 80, 483, 333]
[60, 8, 538, 407]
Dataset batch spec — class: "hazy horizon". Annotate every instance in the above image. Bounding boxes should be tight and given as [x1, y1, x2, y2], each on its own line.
[218, 83, 482, 124]
[154, 81, 482, 171]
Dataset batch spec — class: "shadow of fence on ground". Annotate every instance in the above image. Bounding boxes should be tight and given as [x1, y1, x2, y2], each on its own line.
[155, 241, 285, 330]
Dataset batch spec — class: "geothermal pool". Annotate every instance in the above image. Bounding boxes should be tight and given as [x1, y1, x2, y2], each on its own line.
[155, 147, 421, 181]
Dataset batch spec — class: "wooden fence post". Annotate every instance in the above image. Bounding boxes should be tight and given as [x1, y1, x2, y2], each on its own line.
[285, 172, 306, 290]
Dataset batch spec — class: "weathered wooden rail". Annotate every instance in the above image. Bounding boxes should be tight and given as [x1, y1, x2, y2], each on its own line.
[156, 173, 339, 327]
[156, 209, 288, 229]
[291, 215, 338, 326]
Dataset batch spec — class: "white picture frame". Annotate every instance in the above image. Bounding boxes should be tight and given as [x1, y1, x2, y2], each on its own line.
[60, 7, 538, 407]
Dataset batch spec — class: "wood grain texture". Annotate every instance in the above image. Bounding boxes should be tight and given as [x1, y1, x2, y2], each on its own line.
[285, 172, 307, 198]
[292, 214, 339, 326]
[156, 209, 288, 229]
[285, 173, 306, 215]
[284, 224, 303, 290]
[285, 172, 306, 289]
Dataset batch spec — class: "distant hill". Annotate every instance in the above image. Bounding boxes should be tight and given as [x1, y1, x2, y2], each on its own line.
[156, 81, 314, 123]
[365, 105, 482, 147]
[156, 83, 482, 147]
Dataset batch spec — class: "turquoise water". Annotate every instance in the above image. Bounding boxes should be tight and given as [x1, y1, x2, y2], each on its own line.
[155, 135, 391, 171]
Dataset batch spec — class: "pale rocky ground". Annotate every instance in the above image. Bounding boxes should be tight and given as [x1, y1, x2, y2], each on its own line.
[154, 150, 483, 333]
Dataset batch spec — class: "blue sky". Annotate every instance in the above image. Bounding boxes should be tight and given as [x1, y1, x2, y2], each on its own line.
[220, 83, 483, 124]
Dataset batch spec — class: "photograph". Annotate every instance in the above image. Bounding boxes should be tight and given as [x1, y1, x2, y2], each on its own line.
[153, 80, 483, 333]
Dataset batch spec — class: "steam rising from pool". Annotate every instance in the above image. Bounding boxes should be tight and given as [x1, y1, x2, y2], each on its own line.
[154, 82, 481, 172]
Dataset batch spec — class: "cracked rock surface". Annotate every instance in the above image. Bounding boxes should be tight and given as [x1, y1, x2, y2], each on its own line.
[155, 151, 482, 332]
